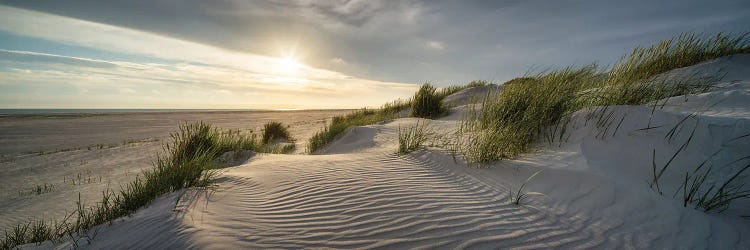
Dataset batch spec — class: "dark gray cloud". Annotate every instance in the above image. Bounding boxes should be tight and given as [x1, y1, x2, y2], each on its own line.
[3, 0, 749, 84]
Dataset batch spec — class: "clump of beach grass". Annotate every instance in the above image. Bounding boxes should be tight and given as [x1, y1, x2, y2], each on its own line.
[397, 121, 431, 155]
[27, 183, 54, 196]
[0, 122, 280, 249]
[262, 121, 291, 144]
[411, 83, 447, 118]
[460, 32, 750, 165]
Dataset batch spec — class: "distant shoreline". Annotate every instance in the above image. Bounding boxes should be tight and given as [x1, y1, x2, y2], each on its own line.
[0, 109, 354, 117]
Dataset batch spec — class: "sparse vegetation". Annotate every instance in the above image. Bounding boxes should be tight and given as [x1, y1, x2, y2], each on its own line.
[675, 154, 750, 212]
[306, 80, 485, 153]
[692, 160, 750, 212]
[509, 170, 543, 205]
[262, 121, 291, 144]
[259, 143, 296, 154]
[433, 81, 489, 103]
[465, 80, 489, 88]
[460, 32, 750, 164]
[0, 122, 291, 249]
[307, 99, 411, 153]
[397, 121, 431, 155]
[660, 140, 750, 213]
[31, 184, 54, 196]
[650, 121, 698, 195]
[17, 138, 161, 158]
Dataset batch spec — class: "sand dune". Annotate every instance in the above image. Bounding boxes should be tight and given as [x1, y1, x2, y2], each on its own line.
[39, 119, 618, 249]
[23, 55, 750, 249]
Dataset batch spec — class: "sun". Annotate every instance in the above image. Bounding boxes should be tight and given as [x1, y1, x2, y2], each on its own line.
[278, 56, 301, 73]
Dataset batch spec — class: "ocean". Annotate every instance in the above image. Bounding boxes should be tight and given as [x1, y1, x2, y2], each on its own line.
[0, 109, 270, 115]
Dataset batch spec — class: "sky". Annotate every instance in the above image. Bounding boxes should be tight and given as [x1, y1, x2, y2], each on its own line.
[0, 0, 748, 109]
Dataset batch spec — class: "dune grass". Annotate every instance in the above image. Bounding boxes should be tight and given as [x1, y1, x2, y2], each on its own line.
[691, 160, 750, 212]
[412, 82, 485, 118]
[0, 122, 288, 249]
[674, 152, 750, 212]
[397, 121, 431, 155]
[655, 119, 750, 213]
[460, 32, 750, 164]
[435, 80, 488, 100]
[306, 96, 427, 153]
[655, 129, 750, 213]
[509, 170, 543, 205]
[306, 105, 406, 153]
[258, 143, 296, 154]
[262, 121, 291, 144]
[307, 81, 485, 153]
[412, 83, 448, 118]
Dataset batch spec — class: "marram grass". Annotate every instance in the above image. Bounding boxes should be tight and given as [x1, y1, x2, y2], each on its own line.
[307, 81, 483, 153]
[262, 121, 291, 144]
[306, 104, 408, 153]
[397, 121, 431, 155]
[460, 32, 749, 164]
[411, 83, 447, 119]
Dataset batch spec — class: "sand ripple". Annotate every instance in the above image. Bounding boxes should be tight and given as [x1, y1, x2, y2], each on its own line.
[177, 147, 615, 249]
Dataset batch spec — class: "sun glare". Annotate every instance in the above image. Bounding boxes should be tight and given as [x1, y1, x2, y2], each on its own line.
[279, 56, 301, 73]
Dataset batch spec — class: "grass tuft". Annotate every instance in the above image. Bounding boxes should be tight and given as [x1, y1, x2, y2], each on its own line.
[693, 160, 750, 212]
[411, 83, 447, 118]
[673, 153, 750, 213]
[262, 121, 291, 144]
[397, 121, 431, 155]
[509, 170, 543, 205]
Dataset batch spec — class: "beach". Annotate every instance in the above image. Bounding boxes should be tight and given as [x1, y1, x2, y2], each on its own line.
[0, 109, 349, 231]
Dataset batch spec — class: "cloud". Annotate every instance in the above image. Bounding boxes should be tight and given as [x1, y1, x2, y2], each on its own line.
[0, 49, 419, 108]
[426, 41, 444, 50]
[2, 0, 749, 95]
[330, 57, 347, 65]
[119, 88, 136, 94]
[0, 5, 420, 109]
[0, 49, 117, 68]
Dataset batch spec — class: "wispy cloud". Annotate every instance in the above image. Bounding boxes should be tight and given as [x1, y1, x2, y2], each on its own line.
[0, 49, 117, 68]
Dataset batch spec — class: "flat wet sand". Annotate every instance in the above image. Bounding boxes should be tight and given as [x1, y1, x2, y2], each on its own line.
[0, 110, 350, 156]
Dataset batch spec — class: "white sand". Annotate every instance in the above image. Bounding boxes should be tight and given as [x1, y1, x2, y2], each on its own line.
[23, 55, 750, 249]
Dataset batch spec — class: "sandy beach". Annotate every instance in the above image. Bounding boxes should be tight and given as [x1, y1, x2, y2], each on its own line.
[0, 110, 349, 231]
